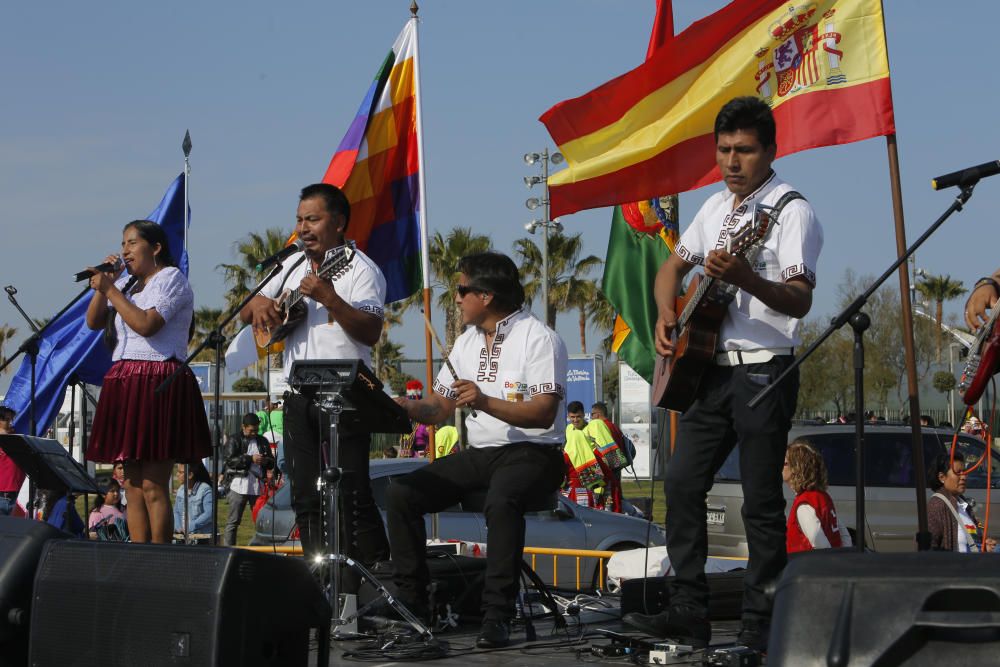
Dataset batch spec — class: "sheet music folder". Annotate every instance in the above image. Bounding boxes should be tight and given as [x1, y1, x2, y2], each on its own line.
[288, 359, 411, 434]
[0, 434, 101, 494]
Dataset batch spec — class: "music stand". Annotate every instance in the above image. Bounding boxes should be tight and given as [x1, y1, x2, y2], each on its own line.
[287, 359, 430, 649]
[0, 435, 100, 496]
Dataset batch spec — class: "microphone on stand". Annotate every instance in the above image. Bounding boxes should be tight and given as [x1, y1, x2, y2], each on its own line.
[255, 238, 305, 272]
[931, 160, 1000, 190]
[74, 258, 122, 282]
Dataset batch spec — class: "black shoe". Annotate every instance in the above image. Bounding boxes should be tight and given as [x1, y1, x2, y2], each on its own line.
[476, 618, 511, 648]
[623, 606, 711, 648]
[737, 619, 770, 652]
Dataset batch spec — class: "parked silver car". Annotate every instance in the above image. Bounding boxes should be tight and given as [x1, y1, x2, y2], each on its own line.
[705, 424, 999, 556]
[252, 458, 665, 589]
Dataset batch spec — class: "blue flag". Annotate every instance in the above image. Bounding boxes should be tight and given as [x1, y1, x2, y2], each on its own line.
[4, 173, 190, 437]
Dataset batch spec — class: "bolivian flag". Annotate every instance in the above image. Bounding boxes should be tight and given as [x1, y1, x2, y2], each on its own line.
[541, 0, 895, 218]
[322, 21, 422, 303]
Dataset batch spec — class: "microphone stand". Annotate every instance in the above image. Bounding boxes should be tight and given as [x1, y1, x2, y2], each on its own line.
[1, 283, 93, 514]
[156, 262, 287, 546]
[748, 182, 980, 552]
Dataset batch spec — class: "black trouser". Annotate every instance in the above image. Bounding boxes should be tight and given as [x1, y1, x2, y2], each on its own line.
[663, 356, 797, 624]
[385, 443, 565, 621]
[282, 391, 389, 567]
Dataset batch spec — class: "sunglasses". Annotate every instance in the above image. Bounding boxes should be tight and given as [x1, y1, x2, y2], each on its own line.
[456, 284, 485, 298]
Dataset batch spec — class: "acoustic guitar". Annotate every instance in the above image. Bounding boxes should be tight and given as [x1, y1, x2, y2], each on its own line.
[652, 205, 778, 412]
[253, 242, 356, 348]
[959, 300, 1000, 405]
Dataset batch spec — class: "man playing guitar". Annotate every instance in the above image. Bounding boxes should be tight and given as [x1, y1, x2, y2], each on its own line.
[959, 270, 1000, 405]
[240, 183, 389, 570]
[624, 97, 823, 652]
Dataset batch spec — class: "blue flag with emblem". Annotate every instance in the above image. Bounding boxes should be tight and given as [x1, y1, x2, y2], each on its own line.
[4, 173, 190, 437]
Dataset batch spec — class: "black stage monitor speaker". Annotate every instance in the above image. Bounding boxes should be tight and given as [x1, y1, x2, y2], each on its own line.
[620, 571, 744, 621]
[0, 516, 67, 667]
[770, 551, 1000, 666]
[29, 541, 331, 667]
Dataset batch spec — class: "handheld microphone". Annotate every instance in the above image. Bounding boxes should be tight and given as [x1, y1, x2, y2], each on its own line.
[74, 258, 122, 282]
[255, 238, 305, 272]
[931, 160, 1000, 190]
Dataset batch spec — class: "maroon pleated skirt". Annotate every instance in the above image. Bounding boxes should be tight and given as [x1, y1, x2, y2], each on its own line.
[87, 359, 212, 463]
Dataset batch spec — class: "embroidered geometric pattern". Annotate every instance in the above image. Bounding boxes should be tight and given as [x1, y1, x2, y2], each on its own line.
[476, 334, 504, 383]
[433, 378, 458, 400]
[530, 382, 565, 398]
[781, 263, 816, 286]
[675, 244, 703, 266]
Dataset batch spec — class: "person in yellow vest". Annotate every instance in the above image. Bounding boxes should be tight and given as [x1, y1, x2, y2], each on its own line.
[563, 401, 608, 507]
[435, 424, 460, 458]
[583, 415, 624, 512]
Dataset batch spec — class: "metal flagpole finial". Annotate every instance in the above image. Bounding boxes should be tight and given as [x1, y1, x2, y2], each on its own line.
[182, 130, 192, 158]
[410, 1, 418, 17]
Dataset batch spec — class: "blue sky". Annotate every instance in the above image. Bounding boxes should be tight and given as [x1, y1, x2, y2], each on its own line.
[2, 1, 999, 393]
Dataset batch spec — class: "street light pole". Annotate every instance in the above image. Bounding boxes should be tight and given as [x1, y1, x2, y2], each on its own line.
[523, 148, 564, 327]
[541, 148, 550, 324]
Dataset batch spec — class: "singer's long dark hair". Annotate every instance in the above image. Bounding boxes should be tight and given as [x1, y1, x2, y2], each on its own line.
[104, 220, 177, 352]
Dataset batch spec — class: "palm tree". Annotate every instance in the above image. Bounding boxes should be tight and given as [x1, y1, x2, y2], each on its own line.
[515, 232, 602, 329]
[589, 290, 618, 357]
[373, 338, 408, 395]
[373, 299, 411, 384]
[512, 238, 543, 311]
[189, 306, 224, 363]
[916, 274, 967, 362]
[217, 228, 291, 312]
[428, 228, 492, 347]
[0, 324, 17, 375]
[560, 278, 601, 354]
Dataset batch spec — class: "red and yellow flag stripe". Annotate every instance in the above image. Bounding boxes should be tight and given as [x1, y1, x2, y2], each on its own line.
[541, 0, 894, 218]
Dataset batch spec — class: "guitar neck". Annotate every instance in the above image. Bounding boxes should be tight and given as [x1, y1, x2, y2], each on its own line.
[280, 245, 355, 311]
[972, 305, 1000, 352]
[678, 275, 727, 331]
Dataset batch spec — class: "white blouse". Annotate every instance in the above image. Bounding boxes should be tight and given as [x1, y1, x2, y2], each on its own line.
[110, 267, 193, 362]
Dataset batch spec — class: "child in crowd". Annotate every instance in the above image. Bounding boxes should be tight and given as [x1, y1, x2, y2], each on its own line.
[783, 438, 852, 553]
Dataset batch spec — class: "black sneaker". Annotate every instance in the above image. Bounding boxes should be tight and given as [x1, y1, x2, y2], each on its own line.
[737, 619, 770, 652]
[623, 606, 711, 648]
[476, 618, 511, 648]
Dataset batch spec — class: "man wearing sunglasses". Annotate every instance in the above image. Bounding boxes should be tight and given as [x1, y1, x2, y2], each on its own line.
[386, 251, 568, 648]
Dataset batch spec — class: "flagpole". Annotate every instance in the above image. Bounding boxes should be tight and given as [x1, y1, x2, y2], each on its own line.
[879, 0, 929, 550]
[410, 1, 437, 459]
[181, 129, 193, 544]
[182, 131, 192, 265]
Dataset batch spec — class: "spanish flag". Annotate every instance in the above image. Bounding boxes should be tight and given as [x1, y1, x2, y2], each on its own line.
[541, 0, 895, 218]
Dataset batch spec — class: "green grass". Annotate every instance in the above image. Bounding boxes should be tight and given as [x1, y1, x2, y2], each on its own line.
[621, 478, 665, 526]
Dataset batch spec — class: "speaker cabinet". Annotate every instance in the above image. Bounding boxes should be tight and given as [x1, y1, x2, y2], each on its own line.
[620, 571, 744, 621]
[0, 516, 66, 666]
[770, 551, 1000, 666]
[29, 541, 330, 667]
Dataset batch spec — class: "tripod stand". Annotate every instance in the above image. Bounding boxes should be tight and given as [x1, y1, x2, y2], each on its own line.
[287, 360, 429, 662]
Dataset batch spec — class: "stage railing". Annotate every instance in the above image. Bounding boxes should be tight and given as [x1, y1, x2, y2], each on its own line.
[240, 545, 618, 591]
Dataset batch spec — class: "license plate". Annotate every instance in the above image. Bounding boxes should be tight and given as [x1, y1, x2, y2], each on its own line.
[707, 509, 725, 525]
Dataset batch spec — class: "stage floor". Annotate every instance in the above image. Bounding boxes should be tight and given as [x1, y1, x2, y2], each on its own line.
[311, 602, 752, 666]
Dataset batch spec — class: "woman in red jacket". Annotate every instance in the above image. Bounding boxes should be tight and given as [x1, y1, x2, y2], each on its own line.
[783, 439, 852, 553]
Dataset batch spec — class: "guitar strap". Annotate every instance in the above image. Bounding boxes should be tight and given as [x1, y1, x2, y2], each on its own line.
[769, 190, 805, 220]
